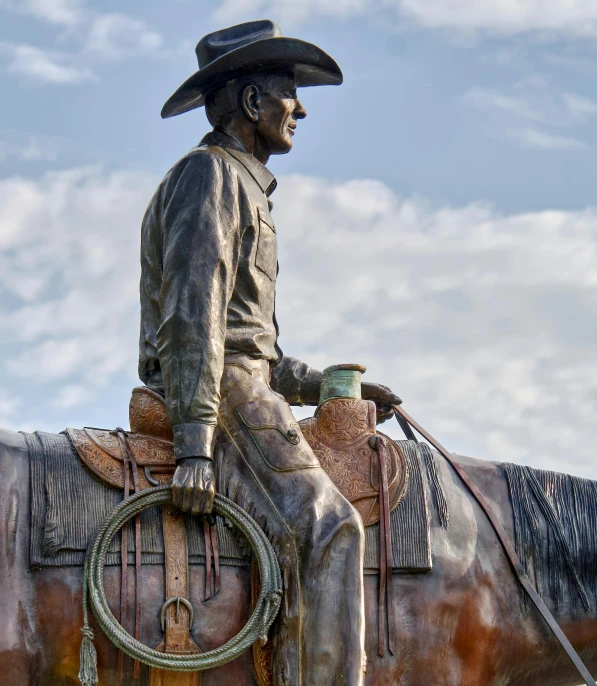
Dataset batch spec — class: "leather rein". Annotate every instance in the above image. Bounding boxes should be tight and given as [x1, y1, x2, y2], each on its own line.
[392, 404, 597, 686]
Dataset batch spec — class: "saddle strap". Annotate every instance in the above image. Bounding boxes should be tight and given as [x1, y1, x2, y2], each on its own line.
[393, 404, 597, 686]
[117, 433, 130, 684]
[203, 520, 220, 601]
[149, 505, 201, 686]
[375, 436, 394, 657]
[116, 429, 143, 681]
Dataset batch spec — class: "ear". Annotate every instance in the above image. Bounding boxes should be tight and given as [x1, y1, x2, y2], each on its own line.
[241, 84, 260, 123]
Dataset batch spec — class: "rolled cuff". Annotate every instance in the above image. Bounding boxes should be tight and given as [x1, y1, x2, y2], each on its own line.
[173, 422, 216, 460]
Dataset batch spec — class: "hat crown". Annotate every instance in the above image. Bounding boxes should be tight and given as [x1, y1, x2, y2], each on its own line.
[196, 19, 282, 69]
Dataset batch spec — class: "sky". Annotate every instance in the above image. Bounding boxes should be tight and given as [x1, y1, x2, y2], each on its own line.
[2, 0, 597, 479]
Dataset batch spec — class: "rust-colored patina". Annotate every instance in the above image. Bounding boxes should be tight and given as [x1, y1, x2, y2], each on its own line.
[3, 425, 597, 685]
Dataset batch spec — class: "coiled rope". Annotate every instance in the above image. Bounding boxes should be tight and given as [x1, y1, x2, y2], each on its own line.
[79, 486, 282, 685]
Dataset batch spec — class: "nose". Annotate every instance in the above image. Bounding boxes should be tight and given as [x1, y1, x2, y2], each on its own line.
[294, 98, 307, 119]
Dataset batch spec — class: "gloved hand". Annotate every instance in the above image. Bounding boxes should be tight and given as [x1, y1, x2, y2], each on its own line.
[361, 382, 402, 424]
[172, 456, 215, 515]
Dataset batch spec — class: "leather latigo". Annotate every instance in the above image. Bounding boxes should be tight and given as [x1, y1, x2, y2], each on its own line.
[149, 505, 201, 686]
[299, 398, 408, 526]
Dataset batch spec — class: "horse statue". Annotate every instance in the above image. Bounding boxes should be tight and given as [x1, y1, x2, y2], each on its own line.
[1, 386, 597, 686]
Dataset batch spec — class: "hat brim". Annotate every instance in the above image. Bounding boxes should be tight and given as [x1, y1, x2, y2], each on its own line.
[161, 36, 343, 119]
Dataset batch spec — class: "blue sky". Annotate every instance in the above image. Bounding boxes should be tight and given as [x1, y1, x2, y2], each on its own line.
[2, 0, 597, 478]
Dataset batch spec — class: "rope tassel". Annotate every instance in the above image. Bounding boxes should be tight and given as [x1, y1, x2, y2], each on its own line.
[78, 625, 98, 686]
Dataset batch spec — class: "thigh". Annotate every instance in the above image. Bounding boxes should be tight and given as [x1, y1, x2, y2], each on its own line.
[216, 362, 350, 534]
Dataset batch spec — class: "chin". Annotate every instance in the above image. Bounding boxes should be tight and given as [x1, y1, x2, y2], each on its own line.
[271, 139, 293, 155]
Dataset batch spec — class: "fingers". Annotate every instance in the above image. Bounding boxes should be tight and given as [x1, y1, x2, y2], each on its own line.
[203, 482, 215, 514]
[189, 479, 215, 516]
[375, 403, 394, 425]
[171, 469, 185, 508]
[363, 382, 402, 406]
[180, 473, 193, 512]
[172, 465, 195, 512]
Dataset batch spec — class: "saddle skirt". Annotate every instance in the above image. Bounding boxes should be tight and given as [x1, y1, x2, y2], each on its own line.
[65, 427, 175, 491]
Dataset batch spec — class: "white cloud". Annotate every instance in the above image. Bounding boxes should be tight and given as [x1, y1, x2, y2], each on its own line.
[0, 42, 96, 84]
[214, 0, 597, 37]
[464, 85, 593, 150]
[271, 175, 597, 479]
[389, 0, 597, 37]
[509, 127, 585, 150]
[3, 166, 597, 479]
[0, 390, 20, 427]
[563, 92, 597, 121]
[85, 13, 163, 61]
[0, 131, 63, 163]
[0, 0, 83, 26]
[464, 87, 543, 121]
[0, 2, 165, 84]
[0, 165, 155, 391]
[214, 0, 369, 24]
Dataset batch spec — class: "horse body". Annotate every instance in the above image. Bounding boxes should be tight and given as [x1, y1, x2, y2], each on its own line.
[2, 426, 596, 686]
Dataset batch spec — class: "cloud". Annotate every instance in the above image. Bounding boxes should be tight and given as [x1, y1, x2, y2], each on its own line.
[563, 92, 597, 121]
[271, 175, 597, 479]
[0, 165, 155, 393]
[0, 42, 96, 84]
[214, 0, 597, 37]
[0, 390, 20, 428]
[0, 130, 62, 163]
[3, 166, 597, 479]
[0, 0, 83, 26]
[215, 0, 369, 24]
[85, 13, 163, 61]
[0, 2, 165, 85]
[509, 127, 585, 150]
[464, 87, 543, 121]
[390, 0, 597, 37]
[464, 84, 593, 150]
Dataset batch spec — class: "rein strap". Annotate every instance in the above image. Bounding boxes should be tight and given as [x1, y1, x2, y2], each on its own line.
[393, 404, 597, 686]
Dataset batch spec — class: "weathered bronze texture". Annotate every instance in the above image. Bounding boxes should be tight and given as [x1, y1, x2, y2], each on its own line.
[139, 19, 402, 684]
[6, 425, 597, 685]
[299, 398, 407, 526]
[393, 404, 597, 686]
[130, 387, 174, 442]
[149, 505, 201, 686]
[161, 20, 342, 118]
[318, 363, 367, 405]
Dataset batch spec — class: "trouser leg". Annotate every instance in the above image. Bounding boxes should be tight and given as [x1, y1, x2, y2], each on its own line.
[215, 360, 365, 686]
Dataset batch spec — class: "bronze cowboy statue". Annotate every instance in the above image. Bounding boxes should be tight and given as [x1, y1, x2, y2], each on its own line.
[3, 16, 597, 686]
[140, 19, 401, 686]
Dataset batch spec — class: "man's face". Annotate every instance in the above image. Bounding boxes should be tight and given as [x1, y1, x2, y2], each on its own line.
[256, 74, 307, 155]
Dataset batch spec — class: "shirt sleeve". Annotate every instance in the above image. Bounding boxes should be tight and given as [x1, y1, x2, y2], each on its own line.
[270, 355, 323, 406]
[157, 151, 242, 460]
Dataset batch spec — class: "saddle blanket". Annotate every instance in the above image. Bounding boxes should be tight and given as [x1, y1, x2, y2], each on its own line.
[25, 430, 443, 572]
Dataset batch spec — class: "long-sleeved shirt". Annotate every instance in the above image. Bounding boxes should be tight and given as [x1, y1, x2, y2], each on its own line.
[139, 130, 321, 460]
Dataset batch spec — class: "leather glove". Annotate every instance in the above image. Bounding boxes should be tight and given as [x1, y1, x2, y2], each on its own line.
[361, 382, 402, 424]
[172, 456, 215, 515]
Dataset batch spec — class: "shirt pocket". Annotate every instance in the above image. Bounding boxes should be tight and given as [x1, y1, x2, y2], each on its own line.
[254, 210, 278, 282]
[235, 399, 320, 472]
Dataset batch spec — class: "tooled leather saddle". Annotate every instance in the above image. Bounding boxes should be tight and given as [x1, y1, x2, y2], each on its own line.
[68, 386, 408, 683]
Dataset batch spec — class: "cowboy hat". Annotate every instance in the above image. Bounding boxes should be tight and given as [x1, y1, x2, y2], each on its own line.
[161, 19, 343, 119]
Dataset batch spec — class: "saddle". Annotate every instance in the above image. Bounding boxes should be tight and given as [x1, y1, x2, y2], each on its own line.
[68, 386, 408, 682]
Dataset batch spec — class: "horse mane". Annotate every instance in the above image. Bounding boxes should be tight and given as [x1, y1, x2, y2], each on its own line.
[504, 463, 597, 616]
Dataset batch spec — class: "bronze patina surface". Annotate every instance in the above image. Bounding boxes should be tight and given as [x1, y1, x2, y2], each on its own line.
[138, 19, 400, 686]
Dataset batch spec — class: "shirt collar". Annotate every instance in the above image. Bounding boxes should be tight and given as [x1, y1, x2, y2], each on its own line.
[199, 130, 277, 197]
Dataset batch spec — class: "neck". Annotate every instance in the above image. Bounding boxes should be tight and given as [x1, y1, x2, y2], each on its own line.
[216, 121, 271, 165]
